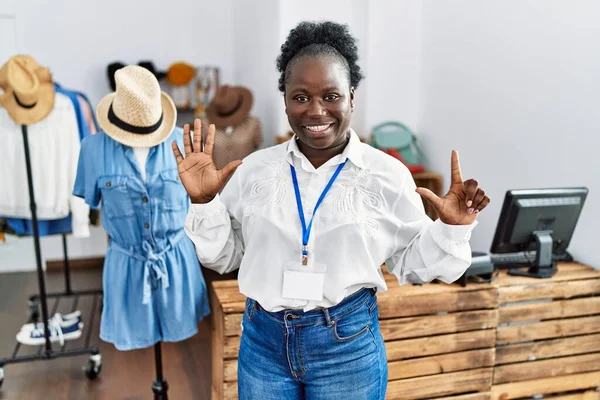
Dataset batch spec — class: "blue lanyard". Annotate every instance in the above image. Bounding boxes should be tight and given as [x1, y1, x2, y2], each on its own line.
[290, 159, 348, 265]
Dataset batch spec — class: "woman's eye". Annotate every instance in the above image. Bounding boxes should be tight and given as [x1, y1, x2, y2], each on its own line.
[295, 96, 308, 102]
[325, 94, 339, 101]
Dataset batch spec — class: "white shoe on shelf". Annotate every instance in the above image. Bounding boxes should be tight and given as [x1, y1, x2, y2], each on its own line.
[16, 314, 83, 346]
[20, 310, 82, 332]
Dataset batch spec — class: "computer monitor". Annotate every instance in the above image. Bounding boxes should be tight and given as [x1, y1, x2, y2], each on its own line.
[490, 187, 588, 278]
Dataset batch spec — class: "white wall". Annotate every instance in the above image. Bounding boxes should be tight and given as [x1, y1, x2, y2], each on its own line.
[232, 0, 281, 147]
[418, 1, 600, 266]
[366, 0, 423, 134]
[12, 0, 235, 107]
[0, 0, 235, 272]
[0, 16, 17, 65]
[276, 0, 369, 139]
[231, 0, 374, 144]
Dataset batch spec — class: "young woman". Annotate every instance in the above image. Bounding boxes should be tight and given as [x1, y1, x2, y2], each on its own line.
[172, 21, 489, 400]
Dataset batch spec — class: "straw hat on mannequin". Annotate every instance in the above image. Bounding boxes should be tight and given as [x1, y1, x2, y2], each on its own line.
[96, 65, 177, 148]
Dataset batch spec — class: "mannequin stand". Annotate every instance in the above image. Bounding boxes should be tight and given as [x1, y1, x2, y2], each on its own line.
[132, 147, 169, 399]
[0, 125, 103, 389]
[152, 342, 169, 399]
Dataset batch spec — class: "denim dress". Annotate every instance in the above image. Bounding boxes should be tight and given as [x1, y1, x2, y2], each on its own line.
[74, 128, 210, 350]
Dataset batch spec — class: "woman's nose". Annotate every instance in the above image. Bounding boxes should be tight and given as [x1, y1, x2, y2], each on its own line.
[307, 99, 327, 116]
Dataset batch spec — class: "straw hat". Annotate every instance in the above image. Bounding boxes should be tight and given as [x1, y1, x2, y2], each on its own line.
[206, 85, 253, 128]
[0, 62, 7, 91]
[96, 65, 176, 148]
[0, 55, 55, 125]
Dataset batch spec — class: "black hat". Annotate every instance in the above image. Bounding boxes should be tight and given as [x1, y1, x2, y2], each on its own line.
[138, 61, 167, 81]
[107, 61, 126, 91]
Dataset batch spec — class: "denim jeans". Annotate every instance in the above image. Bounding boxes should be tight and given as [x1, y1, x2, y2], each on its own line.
[238, 288, 388, 400]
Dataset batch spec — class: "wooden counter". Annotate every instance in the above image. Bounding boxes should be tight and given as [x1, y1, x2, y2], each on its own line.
[490, 263, 600, 400]
[209, 263, 600, 399]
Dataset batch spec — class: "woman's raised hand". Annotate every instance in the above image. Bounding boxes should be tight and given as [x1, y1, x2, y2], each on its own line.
[172, 119, 242, 204]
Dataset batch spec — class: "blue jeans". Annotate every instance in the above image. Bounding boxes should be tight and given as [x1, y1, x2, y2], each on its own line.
[238, 288, 388, 399]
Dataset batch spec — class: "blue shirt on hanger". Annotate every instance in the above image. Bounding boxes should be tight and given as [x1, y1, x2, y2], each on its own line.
[55, 83, 90, 140]
[73, 127, 210, 350]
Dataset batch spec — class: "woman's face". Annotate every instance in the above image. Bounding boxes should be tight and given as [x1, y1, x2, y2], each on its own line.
[284, 57, 354, 151]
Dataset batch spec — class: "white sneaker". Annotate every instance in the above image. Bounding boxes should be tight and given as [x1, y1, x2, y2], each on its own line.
[16, 314, 83, 346]
[20, 311, 82, 332]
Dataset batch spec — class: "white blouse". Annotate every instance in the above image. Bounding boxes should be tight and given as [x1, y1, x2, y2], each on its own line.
[0, 93, 90, 237]
[184, 130, 477, 312]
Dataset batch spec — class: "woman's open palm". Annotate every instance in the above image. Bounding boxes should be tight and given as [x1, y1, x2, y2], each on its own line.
[171, 119, 242, 204]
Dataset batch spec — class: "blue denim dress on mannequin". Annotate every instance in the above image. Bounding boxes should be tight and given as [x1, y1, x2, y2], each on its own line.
[74, 127, 210, 350]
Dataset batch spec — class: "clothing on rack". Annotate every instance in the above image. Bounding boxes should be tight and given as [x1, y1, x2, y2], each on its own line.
[55, 83, 90, 140]
[0, 219, 16, 236]
[4, 216, 71, 236]
[0, 54, 104, 382]
[0, 92, 90, 237]
[73, 127, 210, 351]
[77, 95, 98, 135]
[54, 83, 99, 137]
[1, 83, 100, 236]
[3, 83, 101, 236]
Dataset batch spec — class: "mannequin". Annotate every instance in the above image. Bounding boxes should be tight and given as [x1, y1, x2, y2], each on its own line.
[133, 147, 150, 181]
[74, 65, 210, 399]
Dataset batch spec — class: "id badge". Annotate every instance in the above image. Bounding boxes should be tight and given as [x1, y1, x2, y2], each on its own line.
[282, 261, 327, 301]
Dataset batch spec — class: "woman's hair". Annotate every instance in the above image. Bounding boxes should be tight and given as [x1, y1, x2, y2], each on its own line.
[276, 21, 363, 93]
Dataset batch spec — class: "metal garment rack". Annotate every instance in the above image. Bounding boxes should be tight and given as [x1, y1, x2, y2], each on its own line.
[0, 125, 103, 389]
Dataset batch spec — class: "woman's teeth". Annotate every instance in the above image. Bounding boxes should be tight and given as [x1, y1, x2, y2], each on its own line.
[305, 124, 331, 132]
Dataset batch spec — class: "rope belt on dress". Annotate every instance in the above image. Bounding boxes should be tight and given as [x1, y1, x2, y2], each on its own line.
[111, 230, 186, 304]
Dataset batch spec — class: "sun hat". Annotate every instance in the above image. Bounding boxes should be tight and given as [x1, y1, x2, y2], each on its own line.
[96, 65, 176, 148]
[206, 85, 253, 128]
[0, 55, 55, 125]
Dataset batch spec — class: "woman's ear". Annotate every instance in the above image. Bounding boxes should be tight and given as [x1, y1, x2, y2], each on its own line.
[350, 87, 355, 110]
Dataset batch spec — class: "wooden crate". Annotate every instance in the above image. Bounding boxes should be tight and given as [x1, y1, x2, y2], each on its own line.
[210, 279, 244, 400]
[491, 263, 600, 400]
[210, 273, 498, 400]
[380, 273, 497, 399]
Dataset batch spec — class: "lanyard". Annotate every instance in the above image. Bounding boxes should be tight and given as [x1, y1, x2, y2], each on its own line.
[290, 159, 348, 265]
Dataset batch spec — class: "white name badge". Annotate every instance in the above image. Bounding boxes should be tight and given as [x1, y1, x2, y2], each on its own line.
[282, 261, 327, 302]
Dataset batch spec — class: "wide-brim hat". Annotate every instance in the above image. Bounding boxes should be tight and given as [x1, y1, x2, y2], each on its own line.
[97, 65, 176, 148]
[0, 61, 8, 91]
[0, 55, 55, 125]
[206, 85, 253, 128]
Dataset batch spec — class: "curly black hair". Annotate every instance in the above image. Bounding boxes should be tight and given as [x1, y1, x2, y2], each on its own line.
[276, 21, 363, 93]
